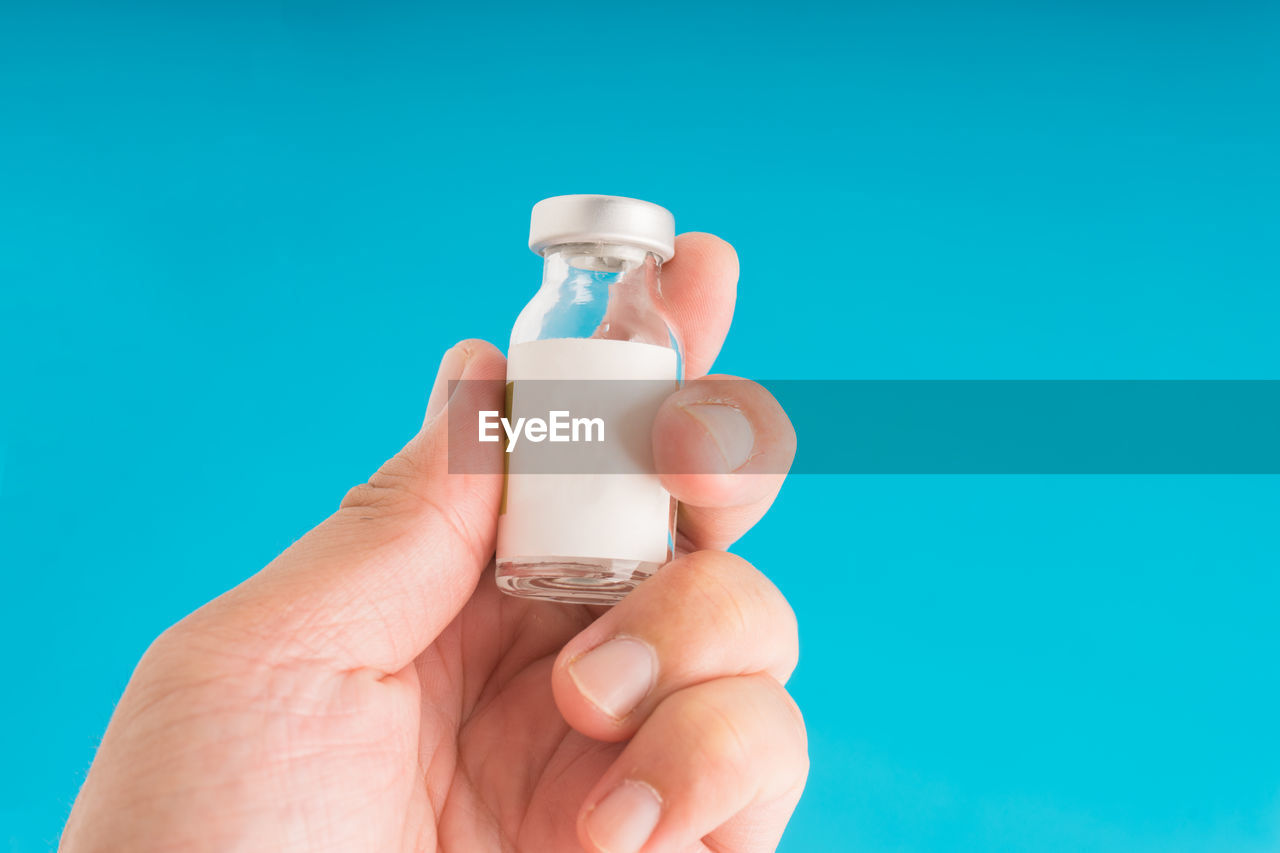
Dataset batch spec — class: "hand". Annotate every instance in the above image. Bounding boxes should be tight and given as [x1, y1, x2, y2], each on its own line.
[61, 234, 806, 853]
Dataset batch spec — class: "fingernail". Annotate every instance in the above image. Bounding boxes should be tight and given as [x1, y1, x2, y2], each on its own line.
[425, 344, 471, 424]
[682, 402, 755, 472]
[568, 637, 657, 720]
[585, 780, 662, 853]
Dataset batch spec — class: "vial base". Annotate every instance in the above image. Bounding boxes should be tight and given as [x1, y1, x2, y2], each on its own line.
[496, 557, 662, 606]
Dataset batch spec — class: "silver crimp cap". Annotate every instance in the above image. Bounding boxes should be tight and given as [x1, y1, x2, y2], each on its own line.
[529, 194, 676, 262]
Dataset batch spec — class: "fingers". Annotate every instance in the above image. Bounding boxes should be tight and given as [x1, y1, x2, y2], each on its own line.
[577, 674, 808, 853]
[660, 233, 739, 379]
[552, 550, 798, 742]
[553, 551, 807, 849]
[180, 340, 507, 675]
[653, 376, 797, 551]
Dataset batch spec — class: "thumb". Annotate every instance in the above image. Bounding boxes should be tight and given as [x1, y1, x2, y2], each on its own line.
[186, 339, 507, 675]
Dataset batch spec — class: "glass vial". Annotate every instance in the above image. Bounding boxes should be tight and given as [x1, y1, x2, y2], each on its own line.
[495, 195, 681, 606]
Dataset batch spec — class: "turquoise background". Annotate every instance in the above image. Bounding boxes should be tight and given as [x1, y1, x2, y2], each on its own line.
[2, 1, 1278, 850]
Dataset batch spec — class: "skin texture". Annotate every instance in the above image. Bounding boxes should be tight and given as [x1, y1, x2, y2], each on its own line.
[61, 234, 806, 853]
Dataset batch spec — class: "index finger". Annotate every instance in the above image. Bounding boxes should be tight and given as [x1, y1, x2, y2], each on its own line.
[660, 232, 739, 379]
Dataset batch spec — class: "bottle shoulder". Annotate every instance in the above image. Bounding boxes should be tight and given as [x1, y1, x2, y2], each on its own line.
[510, 282, 677, 351]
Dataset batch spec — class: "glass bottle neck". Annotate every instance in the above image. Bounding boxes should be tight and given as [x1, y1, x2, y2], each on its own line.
[540, 242, 660, 276]
[510, 241, 677, 354]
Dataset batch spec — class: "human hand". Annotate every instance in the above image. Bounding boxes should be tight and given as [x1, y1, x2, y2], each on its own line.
[61, 234, 805, 853]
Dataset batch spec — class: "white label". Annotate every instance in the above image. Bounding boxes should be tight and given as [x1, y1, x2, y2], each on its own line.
[497, 338, 679, 565]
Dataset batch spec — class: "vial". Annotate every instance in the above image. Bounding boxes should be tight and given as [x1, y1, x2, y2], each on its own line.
[495, 195, 681, 605]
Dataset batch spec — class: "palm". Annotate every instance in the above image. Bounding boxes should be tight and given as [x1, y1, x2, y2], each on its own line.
[277, 568, 608, 852]
[413, 579, 618, 851]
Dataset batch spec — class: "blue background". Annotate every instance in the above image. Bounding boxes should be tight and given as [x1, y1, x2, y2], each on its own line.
[2, 1, 1278, 850]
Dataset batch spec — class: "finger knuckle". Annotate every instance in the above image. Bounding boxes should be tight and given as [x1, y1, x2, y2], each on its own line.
[339, 481, 414, 517]
[681, 692, 755, 776]
[752, 675, 810, 784]
[676, 552, 798, 665]
[675, 676, 807, 789]
[769, 675, 808, 752]
[338, 452, 430, 521]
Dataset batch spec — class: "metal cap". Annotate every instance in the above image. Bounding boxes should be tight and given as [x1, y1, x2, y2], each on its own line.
[529, 194, 676, 262]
